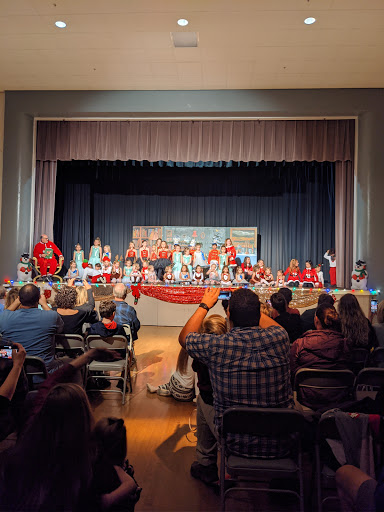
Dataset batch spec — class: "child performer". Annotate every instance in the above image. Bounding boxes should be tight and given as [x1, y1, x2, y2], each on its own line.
[138, 240, 149, 268]
[300, 260, 319, 288]
[275, 269, 285, 288]
[163, 266, 175, 284]
[82, 263, 95, 282]
[66, 260, 79, 280]
[233, 266, 248, 285]
[208, 243, 219, 267]
[324, 248, 336, 287]
[147, 264, 158, 284]
[102, 245, 112, 262]
[218, 245, 228, 275]
[89, 237, 102, 267]
[192, 265, 205, 285]
[125, 242, 137, 265]
[130, 263, 142, 284]
[178, 264, 191, 285]
[73, 243, 84, 278]
[257, 259, 266, 280]
[225, 238, 237, 272]
[260, 267, 275, 287]
[141, 259, 149, 282]
[172, 244, 183, 280]
[284, 259, 301, 287]
[101, 259, 112, 283]
[91, 263, 105, 283]
[205, 263, 220, 285]
[241, 256, 253, 282]
[110, 260, 123, 283]
[250, 264, 261, 285]
[193, 243, 206, 269]
[182, 247, 193, 277]
[315, 264, 324, 288]
[155, 240, 171, 280]
[150, 245, 158, 262]
[220, 265, 232, 286]
[122, 259, 133, 284]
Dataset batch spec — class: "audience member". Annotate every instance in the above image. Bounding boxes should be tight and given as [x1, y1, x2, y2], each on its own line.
[300, 292, 335, 332]
[74, 280, 98, 322]
[272, 287, 300, 319]
[113, 284, 140, 341]
[290, 304, 350, 409]
[190, 315, 227, 484]
[373, 300, 384, 347]
[0, 284, 64, 371]
[88, 300, 126, 337]
[338, 293, 378, 350]
[260, 301, 273, 317]
[0, 286, 6, 313]
[0, 348, 140, 511]
[4, 288, 19, 310]
[53, 282, 97, 335]
[0, 343, 26, 442]
[270, 292, 302, 343]
[180, 287, 293, 484]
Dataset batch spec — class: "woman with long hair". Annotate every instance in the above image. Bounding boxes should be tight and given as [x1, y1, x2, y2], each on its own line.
[338, 293, 378, 350]
[374, 300, 384, 347]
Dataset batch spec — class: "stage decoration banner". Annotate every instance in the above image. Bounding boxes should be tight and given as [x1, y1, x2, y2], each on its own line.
[133, 226, 257, 255]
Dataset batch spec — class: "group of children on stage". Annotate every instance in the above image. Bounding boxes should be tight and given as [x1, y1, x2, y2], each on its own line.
[66, 237, 332, 288]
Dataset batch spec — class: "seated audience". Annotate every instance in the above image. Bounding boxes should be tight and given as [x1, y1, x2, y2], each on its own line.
[73, 280, 98, 322]
[112, 283, 140, 341]
[271, 287, 300, 319]
[53, 283, 97, 335]
[88, 300, 126, 338]
[0, 284, 64, 372]
[4, 287, 19, 310]
[300, 292, 335, 332]
[0, 348, 140, 511]
[373, 300, 384, 347]
[179, 287, 293, 484]
[0, 286, 5, 313]
[0, 343, 26, 442]
[290, 304, 351, 408]
[270, 292, 302, 343]
[338, 293, 378, 350]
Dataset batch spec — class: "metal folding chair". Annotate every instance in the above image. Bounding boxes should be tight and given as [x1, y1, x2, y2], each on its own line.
[86, 335, 132, 404]
[122, 324, 135, 364]
[55, 334, 86, 357]
[355, 367, 384, 400]
[24, 356, 48, 391]
[294, 368, 355, 411]
[220, 407, 306, 512]
[367, 347, 384, 368]
[350, 348, 370, 375]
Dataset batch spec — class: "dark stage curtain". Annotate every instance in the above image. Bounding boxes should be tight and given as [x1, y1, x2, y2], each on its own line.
[54, 160, 335, 281]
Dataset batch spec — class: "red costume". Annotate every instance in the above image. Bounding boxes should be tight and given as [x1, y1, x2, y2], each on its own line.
[33, 240, 63, 276]
[127, 249, 136, 259]
[284, 267, 301, 283]
[150, 251, 158, 261]
[226, 245, 237, 266]
[208, 249, 219, 264]
[301, 268, 318, 285]
[158, 249, 169, 259]
[241, 263, 253, 276]
[140, 248, 149, 259]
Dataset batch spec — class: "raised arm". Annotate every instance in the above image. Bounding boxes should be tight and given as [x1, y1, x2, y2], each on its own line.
[0, 344, 26, 400]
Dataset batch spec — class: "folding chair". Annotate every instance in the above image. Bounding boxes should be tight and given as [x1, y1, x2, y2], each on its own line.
[220, 407, 306, 512]
[122, 324, 135, 365]
[315, 414, 342, 512]
[367, 347, 384, 368]
[86, 335, 132, 405]
[350, 348, 370, 375]
[55, 334, 86, 357]
[24, 356, 48, 391]
[355, 367, 384, 400]
[294, 368, 355, 412]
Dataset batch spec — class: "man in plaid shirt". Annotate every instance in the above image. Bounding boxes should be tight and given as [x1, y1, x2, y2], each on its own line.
[179, 287, 293, 484]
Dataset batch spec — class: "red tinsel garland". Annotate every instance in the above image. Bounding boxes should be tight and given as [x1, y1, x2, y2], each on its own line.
[140, 285, 233, 304]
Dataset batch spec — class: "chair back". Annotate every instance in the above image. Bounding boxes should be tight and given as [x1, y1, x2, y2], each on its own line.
[294, 368, 355, 410]
[222, 407, 306, 438]
[368, 347, 384, 368]
[355, 367, 384, 399]
[86, 335, 127, 351]
[350, 348, 370, 375]
[55, 334, 85, 356]
[24, 356, 48, 390]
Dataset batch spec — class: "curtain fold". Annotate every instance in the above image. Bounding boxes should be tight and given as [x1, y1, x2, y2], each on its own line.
[33, 160, 57, 242]
[335, 161, 354, 289]
[36, 119, 354, 163]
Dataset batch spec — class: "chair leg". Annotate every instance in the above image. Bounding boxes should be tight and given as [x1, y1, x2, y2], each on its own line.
[298, 450, 305, 512]
[315, 443, 322, 512]
[122, 371, 127, 405]
[220, 443, 226, 512]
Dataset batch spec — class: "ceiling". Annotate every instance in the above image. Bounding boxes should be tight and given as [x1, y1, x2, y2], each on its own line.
[1, 0, 384, 91]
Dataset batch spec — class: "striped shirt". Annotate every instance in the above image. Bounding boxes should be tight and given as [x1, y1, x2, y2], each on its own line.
[186, 325, 293, 458]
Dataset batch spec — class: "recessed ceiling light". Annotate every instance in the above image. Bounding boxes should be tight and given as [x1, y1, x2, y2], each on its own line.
[55, 21, 67, 28]
[177, 18, 189, 27]
[304, 17, 316, 25]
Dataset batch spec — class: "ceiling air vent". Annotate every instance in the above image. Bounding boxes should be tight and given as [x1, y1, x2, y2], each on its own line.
[171, 32, 198, 48]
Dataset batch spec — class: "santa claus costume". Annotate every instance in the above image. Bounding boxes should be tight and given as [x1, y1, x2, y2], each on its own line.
[33, 238, 63, 277]
[301, 262, 319, 288]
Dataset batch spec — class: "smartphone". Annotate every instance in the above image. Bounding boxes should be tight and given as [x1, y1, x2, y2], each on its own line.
[218, 290, 231, 300]
[0, 345, 13, 359]
[266, 299, 272, 307]
[371, 299, 378, 314]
